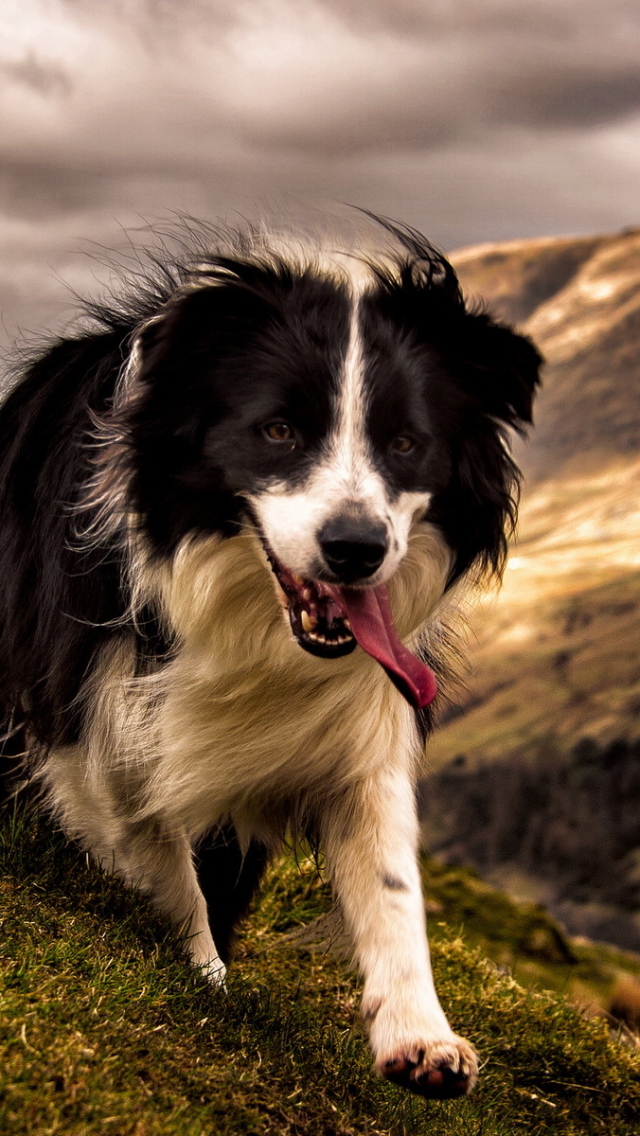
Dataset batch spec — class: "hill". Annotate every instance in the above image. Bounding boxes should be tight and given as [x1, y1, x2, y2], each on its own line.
[2, 807, 640, 1135]
[421, 228, 640, 949]
[453, 227, 640, 478]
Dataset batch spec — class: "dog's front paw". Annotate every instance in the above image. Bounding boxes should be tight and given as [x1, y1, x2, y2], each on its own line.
[198, 956, 227, 987]
[376, 1035, 478, 1099]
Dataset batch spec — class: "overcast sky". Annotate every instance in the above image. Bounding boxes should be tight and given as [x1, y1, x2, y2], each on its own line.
[2, 0, 640, 345]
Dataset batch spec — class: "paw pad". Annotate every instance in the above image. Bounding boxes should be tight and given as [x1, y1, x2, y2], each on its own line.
[379, 1038, 478, 1099]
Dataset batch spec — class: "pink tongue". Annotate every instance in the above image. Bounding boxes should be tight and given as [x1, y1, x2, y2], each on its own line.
[331, 584, 438, 710]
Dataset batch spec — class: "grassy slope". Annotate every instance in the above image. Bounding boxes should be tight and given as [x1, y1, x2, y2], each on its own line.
[2, 806, 640, 1136]
[428, 458, 640, 771]
[422, 860, 640, 1013]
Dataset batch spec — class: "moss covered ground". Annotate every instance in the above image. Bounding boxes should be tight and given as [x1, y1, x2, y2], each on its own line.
[422, 859, 640, 1013]
[1, 804, 640, 1135]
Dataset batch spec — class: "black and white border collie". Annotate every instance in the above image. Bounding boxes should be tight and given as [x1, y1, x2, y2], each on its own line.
[0, 216, 540, 1098]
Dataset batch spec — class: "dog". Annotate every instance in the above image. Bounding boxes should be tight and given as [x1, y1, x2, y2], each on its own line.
[0, 215, 540, 1098]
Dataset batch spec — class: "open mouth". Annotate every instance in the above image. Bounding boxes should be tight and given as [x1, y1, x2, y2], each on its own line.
[262, 544, 357, 659]
[262, 540, 439, 711]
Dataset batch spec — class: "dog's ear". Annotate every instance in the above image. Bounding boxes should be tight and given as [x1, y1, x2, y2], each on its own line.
[136, 282, 275, 376]
[431, 314, 542, 586]
[459, 313, 542, 430]
[119, 280, 283, 556]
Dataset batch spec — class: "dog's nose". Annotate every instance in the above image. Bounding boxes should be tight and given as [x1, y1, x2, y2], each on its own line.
[318, 516, 388, 582]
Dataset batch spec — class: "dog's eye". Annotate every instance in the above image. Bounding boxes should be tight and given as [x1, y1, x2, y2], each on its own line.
[263, 422, 296, 445]
[390, 436, 415, 455]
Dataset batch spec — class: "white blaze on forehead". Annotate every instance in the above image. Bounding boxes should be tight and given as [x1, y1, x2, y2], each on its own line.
[325, 297, 379, 500]
[249, 289, 431, 581]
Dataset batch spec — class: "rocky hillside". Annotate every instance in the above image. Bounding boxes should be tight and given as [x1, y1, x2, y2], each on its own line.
[454, 227, 640, 479]
[421, 228, 640, 950]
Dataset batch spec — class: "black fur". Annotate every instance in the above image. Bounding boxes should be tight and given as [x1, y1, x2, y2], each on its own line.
[123, 265, 351, 556]
[358, 218, 540, 583]
[194, 828, 270, 964]
[0, 331, 129, 746]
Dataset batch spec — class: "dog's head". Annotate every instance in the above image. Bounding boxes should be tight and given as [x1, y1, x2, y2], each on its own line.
[115, 220, 541, 697]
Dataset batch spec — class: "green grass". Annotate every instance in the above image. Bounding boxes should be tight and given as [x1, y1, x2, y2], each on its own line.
[1, 804, 640, 1135]
[422, 859, 640, 1012]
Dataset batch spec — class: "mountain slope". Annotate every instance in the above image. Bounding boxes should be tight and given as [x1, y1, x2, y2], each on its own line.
[421, 228, 640, 949]
[453, 227, 640, 478]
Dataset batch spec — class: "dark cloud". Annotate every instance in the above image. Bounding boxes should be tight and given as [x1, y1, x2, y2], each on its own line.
[1, 0, 640, 347]
[497, 66, 640, 129]
[0, 51, 73, 97]
[317, 0, 640, 46]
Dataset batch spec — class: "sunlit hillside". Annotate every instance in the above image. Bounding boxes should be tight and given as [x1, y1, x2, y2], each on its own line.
[430, 457, 640, 769]
[422, 229, 640, 948]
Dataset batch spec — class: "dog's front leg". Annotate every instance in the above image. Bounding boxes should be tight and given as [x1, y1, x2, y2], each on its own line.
[108, 820, 227, 985]
[322, 768, 478, 1098]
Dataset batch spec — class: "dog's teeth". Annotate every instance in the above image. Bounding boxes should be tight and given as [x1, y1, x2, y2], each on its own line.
[301, 610, 318, 632]
[337, 635, 349, 644]
[292, 573, 303, 586]
[316, 634, 326, 644]
[302, 587, 314, 601]
[343, 618, 351, 631]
